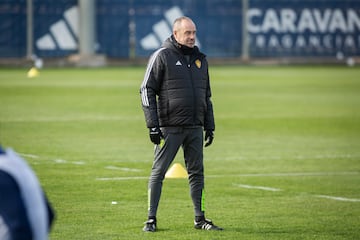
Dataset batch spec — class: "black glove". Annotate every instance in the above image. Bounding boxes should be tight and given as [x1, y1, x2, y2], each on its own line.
[204, 130, 214, 147]
[149, 127, 163, 145]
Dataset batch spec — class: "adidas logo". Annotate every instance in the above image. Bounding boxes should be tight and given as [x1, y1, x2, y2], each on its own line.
[176, 60, 182, 66]
[36, 6, 78, 51]
[140, 6, 201, 50]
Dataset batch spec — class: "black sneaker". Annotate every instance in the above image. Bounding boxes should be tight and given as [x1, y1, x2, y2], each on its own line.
[194, 219, 223, 230]
[143, 219, 156, 232]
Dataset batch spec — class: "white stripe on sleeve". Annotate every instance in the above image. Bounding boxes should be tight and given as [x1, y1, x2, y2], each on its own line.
[140, 48, 165, 107]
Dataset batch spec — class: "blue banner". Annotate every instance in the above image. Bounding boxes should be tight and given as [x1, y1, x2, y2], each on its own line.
[248, 0, 360, 57]
[1, 0, 359, 59]
[96, 0, 129, 58]
[34, 0, 77, 57]
[34, 0, 129, 58]
[134, 0, 242, 58]
[0, 0, 26, 57]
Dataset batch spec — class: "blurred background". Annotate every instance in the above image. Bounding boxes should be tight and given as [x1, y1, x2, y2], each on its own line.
[0, 0, 359, 67]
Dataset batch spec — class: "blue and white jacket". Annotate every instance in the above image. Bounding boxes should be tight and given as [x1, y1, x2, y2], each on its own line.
[0, 146, 54, 240]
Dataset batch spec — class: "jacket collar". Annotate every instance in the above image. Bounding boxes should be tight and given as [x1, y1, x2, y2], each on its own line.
[162, 35, 202, 57]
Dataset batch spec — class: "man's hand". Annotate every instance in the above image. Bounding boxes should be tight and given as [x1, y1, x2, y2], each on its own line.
[204, 130, 214, 147]
[149, 127, 163, 145]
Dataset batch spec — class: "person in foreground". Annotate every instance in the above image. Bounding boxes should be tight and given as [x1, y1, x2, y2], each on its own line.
[0, 145, 55, 240]
[140, 16, 223, 232]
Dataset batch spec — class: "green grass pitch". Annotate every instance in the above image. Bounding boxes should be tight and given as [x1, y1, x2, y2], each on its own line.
[0, 65, 359, 239]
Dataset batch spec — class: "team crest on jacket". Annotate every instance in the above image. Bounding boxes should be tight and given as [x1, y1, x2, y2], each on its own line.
[195, 59, 201, 68]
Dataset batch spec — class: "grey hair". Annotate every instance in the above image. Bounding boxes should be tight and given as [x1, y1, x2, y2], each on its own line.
[173, 16, 195, 31]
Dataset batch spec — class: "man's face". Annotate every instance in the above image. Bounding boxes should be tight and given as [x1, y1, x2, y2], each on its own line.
[174, 19, 196, 48]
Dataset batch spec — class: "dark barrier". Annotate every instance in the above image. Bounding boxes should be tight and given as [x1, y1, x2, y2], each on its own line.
[0, 0, 359, 59]
[134, 0, 242, 58]
[0, 0, 26, 57]
[33, 0, 129, 58]
[96, 0, 129, 58]
[34, 0, 77, 57]
[249, 0, 360, 57]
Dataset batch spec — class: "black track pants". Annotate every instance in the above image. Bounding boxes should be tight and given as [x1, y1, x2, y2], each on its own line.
[147, 126, 205, 217]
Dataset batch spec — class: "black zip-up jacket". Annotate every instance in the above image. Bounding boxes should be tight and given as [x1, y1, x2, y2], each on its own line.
[140, 36, 215, 131]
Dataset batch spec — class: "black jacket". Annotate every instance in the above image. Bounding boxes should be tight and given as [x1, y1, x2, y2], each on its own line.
[140, 36, 215, 131]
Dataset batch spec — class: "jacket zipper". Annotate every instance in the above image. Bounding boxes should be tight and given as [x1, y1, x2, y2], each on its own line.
[186, 57, 197, 126]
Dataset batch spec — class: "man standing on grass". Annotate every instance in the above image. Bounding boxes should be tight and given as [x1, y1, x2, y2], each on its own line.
[140, 16, 223, 232]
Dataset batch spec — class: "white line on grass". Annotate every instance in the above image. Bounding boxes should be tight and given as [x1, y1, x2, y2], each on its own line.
[96, 176, 148, 181]
[19, 153, 39, 159]
[18, 151, 358, 203]
[208, 171, 359, 178]
[73, 161, 85, 165]
[314, 195, 360, 202]
[95, 171, 359, 181]
[1, 115, 142, 123]
[54, 159, 68, 164]
[233, 183, 282, 192]
[53, 159, 85, 165]
[232, 185, 360, 203]
[105, 166, 142, 172]
[212, 153, 360, 161]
